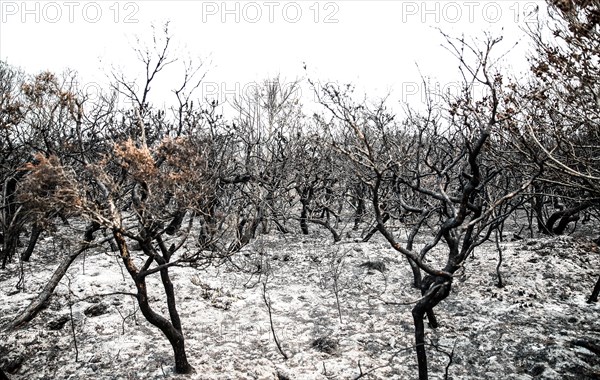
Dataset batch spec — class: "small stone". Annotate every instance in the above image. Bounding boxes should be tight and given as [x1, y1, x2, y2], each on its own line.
[47, 315, 70, 330]
[84, 303, 109, 317]
[2, 354, 23, 374]
[311, 336, 339, 354]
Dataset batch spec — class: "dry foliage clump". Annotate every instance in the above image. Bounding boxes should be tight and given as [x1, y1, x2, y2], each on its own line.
[20, 72, 59, 102]
[113, 139, 157, 181]
[155, 136, 213, 206]
[18, 153, 84, 216]
[0, 94, 23, 130]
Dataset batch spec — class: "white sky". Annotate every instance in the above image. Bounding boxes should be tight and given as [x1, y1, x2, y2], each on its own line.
[0, 1, 547, 113]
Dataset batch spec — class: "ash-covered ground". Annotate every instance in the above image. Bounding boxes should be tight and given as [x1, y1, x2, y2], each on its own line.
[1, 224, 600, 379]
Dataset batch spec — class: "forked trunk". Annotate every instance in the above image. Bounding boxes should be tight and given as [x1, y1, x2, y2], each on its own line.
[135, 280, 193, 374]
[411, 277, 452, 380]
[113, 230, 193, 374]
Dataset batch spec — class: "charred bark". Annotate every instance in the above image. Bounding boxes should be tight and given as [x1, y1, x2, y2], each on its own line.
[299, 204, 309, 235]
[297, 186, 314, 235]
[20, 223, 43, 262]
[1, 175, 25, 268]
[588, 274, 600, 303]
[113, 231, 193, 374]
[412, 277, 452, 380]
[544, 200, 596, 235]
[407, 258, 423, 289]
[165, 210, 186, 235]
[305, 216, 341, 243]
[353, 193, 366, 230]
[532, 194, 550, 234]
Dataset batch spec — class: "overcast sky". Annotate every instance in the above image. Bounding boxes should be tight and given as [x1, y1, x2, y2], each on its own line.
[1, 1, 546, 112]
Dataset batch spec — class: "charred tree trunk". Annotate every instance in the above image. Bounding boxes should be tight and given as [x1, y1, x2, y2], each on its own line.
[354, 195, 365, 230]
[524, 201, 535, 238]
[532, 194, 549, 234]
[553, 214, 579, 235]
[495, 230, 505, 288]
[113, 231, 193, 374]
[412, 305, 428, 380]
[588, 274, 600, 303]
[544, 200, 596, 235]
[165, 210, 186, 235]
[134, 277, 192, 374]
[352, 183, 367, 230]
[20, 223, 43, 262]
[300, 200, 310, 235]
[300, 210, 309, 234]
[412, 277, 452, 380]
[406, 233, 422, 289]
[407, 258, 423, 290]
[153, 254, 192, 374]
[297, 186, 314, 235]
[1, 176, 23, 268]
[1, 231, 19, 269]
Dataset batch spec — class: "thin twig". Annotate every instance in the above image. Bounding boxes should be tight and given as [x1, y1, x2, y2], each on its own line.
[494, 229, 504, 288]
[262, 280, 288, 360]
[68, 299, 78, 362]
[444, 340, 457, 380]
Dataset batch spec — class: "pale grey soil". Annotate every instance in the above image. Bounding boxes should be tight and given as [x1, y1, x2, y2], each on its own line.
[1, 225, 599, 379]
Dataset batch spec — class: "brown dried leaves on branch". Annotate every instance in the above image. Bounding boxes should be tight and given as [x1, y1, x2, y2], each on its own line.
[113, 139, 158, 181]
[113, 137, 213, 207]
[18, 135, 215, 225]
[18, 154, 85, 216]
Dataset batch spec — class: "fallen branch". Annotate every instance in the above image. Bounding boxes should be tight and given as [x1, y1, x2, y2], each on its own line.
[3, 223, 101, 331]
